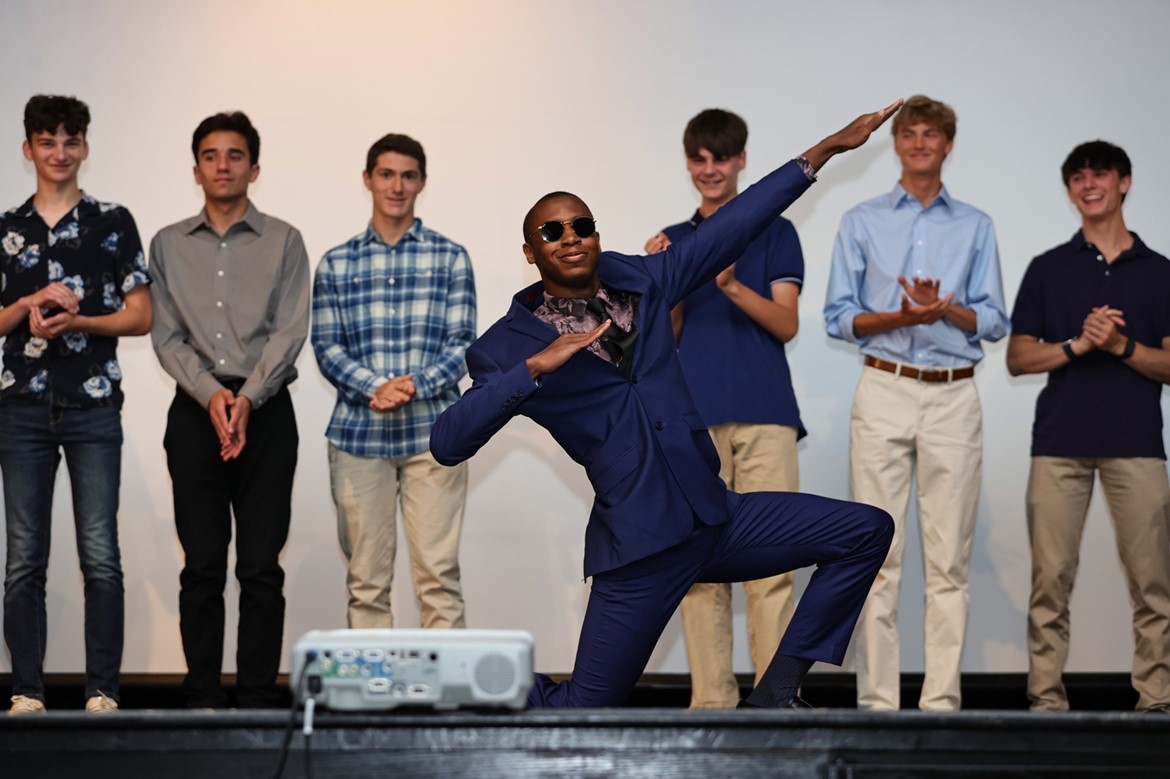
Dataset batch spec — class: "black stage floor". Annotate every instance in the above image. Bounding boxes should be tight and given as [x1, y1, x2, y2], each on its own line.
[3, 674, 1167, 778]
[3, 707, 1169, 778]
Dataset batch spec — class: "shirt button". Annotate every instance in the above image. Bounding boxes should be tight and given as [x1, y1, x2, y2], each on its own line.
[389, 308, 396, 316]
[217, 270, 224, 276]
[216, 301, 223, 308]
[216, 333, 222, 339]
[916, 240, 924, 246]
[388, 278, 396, 285]
[218, 358, 225, 365]
[219, 242, 227, 249]
[655, 421, 664, 431]
[1097, 255, 1104, 261]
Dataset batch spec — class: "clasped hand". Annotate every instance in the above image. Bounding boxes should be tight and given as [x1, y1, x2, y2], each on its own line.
[897, 275, 952, 325]
[1082, 305, 1127, 354]
[25, 282, 81, 340]
[209, 388, 252, 462]
[370, 374, 416, 412]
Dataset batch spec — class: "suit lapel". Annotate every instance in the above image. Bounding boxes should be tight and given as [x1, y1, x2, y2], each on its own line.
[505, 282, 556, 345]
[504, 254, 652, 356]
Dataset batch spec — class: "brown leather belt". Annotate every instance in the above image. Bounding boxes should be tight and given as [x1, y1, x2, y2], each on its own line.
[864, 355, 974, 383]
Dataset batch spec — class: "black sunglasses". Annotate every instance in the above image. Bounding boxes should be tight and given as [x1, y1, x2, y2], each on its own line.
[527, 216, 597, 243]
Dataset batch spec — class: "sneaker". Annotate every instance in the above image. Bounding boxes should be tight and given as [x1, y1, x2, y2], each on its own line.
[9, 695, 46, 715]
[85, 692, 119, 713]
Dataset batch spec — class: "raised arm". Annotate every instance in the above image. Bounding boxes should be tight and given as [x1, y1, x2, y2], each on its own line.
[802, 99, 904, 172]
[653, 99, 904, 307]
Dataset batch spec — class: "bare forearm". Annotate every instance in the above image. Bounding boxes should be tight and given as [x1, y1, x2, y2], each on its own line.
[1119, 340, 1170, 384]
[74, 288, 152, 337]
[943, 304, 977, 334]
[0, 300, 32, 337]
[1006, 334, 1086, 376]
[802, 137, 845, 174]
[853, 310, 910, 338]
[73, 308, 152, 337]
[801, 100, 903, 173]
[721, 281, 798, 342]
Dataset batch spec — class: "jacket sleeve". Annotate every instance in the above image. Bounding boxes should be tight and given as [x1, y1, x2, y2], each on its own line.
[643, 160, 813, 307]
[429, 340, 539, 466]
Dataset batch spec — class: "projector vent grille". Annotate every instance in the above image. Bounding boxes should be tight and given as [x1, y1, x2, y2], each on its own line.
[474, 653, 515, 695]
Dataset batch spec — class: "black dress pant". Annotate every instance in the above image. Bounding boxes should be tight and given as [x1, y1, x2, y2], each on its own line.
[164, 385, 297, 708]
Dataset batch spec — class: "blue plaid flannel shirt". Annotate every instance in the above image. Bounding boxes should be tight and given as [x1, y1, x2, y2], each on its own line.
[311, 220, 476, 459]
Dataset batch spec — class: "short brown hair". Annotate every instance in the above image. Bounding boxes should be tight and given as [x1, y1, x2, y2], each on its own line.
[366, 133, 426, 178]
[683, 109, 748, 160]
[891, 95, 956, 141]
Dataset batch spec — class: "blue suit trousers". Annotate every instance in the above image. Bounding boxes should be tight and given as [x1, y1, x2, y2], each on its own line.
[528, 491, 893, 707]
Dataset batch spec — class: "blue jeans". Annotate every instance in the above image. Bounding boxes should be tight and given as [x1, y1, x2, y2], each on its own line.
[1, 404, 124, 702]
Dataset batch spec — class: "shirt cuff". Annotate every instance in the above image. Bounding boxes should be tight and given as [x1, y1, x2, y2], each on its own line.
[794, 155, 817, 183]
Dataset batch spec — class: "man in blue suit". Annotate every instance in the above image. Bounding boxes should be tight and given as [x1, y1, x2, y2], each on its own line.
[430, 101, 901, 709]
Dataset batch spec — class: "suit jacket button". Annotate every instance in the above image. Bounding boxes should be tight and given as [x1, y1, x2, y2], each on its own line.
[631, 374, 638, 384]
[655, 421, 664, 430]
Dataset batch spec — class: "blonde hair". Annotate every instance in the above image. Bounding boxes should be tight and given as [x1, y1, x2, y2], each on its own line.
[891, 95, 957, 141]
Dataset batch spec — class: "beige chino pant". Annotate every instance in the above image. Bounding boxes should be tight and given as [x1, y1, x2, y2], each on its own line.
[329, 444, 468, 629]
[680, 422, 800, 709]
[850, 365, 982, 711]
[1026, 456, 1170, 711]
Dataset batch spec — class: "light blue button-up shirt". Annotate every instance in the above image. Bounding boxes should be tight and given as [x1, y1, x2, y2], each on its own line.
[823, 182, 1009, 367]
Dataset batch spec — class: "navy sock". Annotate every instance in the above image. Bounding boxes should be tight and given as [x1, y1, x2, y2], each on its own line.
[744, 653, 814, 708]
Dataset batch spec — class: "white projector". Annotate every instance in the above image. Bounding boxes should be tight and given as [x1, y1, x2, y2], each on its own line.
[290, 629, 534, 711]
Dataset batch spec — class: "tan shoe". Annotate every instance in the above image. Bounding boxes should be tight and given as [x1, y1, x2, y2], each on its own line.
[9, 695, 46, 715]
[85, 692, 119, 713]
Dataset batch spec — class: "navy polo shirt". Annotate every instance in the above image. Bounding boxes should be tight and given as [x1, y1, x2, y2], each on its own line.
[663, 211, 806, 438]
[1010, 231, 1170, 459]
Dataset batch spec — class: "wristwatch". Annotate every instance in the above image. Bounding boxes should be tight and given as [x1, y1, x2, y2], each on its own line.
[1120, 336, 1136, 360]
[1061, 339, 1078, 361]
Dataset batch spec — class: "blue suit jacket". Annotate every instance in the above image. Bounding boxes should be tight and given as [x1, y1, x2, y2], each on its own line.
[431, 161, 812, 578]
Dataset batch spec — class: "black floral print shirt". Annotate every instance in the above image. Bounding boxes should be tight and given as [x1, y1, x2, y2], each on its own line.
[0, 193, 150, 409]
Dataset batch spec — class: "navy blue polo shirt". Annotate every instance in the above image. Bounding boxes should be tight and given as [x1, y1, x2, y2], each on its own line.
[1010, 231, 1170, 459]
[663, 211, 806, 438]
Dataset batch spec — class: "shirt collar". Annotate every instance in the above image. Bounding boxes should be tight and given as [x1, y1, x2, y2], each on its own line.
[689, 209, 705, 228]
[187, 200, 267, 236]
[541, 284, 616, 311]
[1072, 229, 1151, 262]
[360, 218, 425, 247]
[889, 181, 953, 211]
[11, 191, 101, 219]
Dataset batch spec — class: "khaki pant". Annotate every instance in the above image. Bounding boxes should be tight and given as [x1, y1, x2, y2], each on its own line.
[329, 444, 468, 629]
[850, 366, 982, 711]
[680, 423, 799, 709]
[1026, 456, 1170, 711]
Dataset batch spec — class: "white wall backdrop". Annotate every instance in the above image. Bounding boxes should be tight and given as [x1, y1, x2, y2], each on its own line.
[1, 0, 1168, 679]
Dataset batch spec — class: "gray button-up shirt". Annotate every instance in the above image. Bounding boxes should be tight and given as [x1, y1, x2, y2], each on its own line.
[149, 201, 310, 409]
